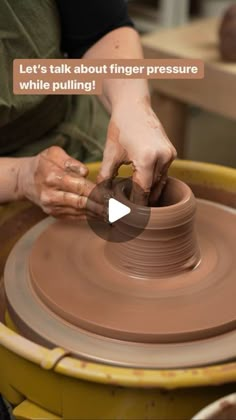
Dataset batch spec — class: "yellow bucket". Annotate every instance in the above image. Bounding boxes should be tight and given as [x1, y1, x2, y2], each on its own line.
[0, 160, 236, 420]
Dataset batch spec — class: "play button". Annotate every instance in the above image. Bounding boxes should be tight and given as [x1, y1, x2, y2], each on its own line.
[108, 198, 131, 223]
[86, 178, 151, 243]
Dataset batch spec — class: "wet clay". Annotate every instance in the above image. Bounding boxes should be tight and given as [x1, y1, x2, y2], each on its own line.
[106, 178, 201, 277]
[24, 178, 236, 344]
[4, 178, 236, 368]
[219, 4, 236, 62]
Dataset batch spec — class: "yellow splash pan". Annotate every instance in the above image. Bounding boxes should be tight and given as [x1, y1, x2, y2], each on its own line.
[0, 160, 236, 420]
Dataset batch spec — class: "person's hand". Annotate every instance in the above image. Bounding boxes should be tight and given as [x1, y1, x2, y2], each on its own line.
[98, 97, 177, 205]
[18, 146, 104, 220]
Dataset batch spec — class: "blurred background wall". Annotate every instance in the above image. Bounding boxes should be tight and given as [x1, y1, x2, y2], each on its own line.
[128, 0, 234, 32]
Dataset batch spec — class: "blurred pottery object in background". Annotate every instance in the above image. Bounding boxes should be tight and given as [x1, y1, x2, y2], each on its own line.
[192, 393, 236, 419]
[219, 3, 236, 62]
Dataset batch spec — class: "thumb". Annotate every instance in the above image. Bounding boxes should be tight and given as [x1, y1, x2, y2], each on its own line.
[64, 156, 88, 177]
[44, 146, 89, 177]
[97, 143, 120, 185]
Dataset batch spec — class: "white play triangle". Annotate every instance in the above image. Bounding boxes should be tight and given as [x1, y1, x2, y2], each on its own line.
[108, 198, 131, 224]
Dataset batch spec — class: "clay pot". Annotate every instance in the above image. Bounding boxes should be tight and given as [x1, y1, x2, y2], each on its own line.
[219, 4, 236, 62]
[105, 177, 201, 278]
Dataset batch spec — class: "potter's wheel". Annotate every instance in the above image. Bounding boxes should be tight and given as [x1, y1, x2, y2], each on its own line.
[4, 179, 236, 368]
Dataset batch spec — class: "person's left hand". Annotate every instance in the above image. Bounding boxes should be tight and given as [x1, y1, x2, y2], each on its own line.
[97, 97, 177, 206]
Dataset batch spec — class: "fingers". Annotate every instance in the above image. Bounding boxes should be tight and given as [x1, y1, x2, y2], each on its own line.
[52, 173, 94, 197]
[130, 144, 159, 205]
[40, 166, 106, 217]
[131, 144, 176, 206]
[152, 146, 176, 185]
[41, 190, 104, 217]
[97, 142, 122, 186]
[64, 158, 88, 177]
[149, 172, 168, 206]
[32, 146, 107, 220]
[41, 146, 88, 177]
[97, 120, 123, 183]
[149, 146, 176, 206]
[149, 157, 169, 205]
[131, 164, 155, 206]
[45, 171, 105, 204]
[44, 206, 100, 221]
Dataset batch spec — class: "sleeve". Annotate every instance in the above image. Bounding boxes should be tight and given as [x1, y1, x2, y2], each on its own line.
[56, 0, 134, 58]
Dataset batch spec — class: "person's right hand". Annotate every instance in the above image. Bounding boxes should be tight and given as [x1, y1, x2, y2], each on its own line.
[18, 146, 104, 220]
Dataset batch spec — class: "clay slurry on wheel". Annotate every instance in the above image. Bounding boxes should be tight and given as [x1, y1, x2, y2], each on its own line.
[86, 178, 151, 242]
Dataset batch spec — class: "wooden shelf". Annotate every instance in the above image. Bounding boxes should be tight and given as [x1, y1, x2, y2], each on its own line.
[142, 18, 236, 121]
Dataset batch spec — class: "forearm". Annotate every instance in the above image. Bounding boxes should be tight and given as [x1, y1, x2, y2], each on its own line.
[83, 27, 150, 111]
[0, 157, 30, 203]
